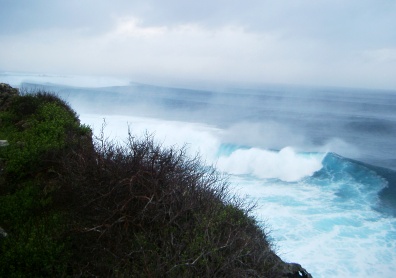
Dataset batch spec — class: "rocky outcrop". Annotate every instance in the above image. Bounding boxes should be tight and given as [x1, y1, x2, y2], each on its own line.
[0, 226, 7, 239]
[0, 140, 9, 147]
[269, 253, 313, 277]
[281, 262, 313, 278]
[0, 83, 19, 111]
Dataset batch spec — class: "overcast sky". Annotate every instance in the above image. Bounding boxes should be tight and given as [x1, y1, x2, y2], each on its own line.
[1, 0, 395, 89]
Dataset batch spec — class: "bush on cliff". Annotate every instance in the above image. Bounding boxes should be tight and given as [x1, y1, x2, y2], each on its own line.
[0, 84, 310, 277]
[0, 87, 90, 277]
[59, 129, 283, 277]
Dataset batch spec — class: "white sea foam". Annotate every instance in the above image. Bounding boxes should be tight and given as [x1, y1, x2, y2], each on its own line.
[81, 114, 324, 183]
[232, 170, 396, 278]
[216, 147, 324, 182]
[80, 114, 222, 162]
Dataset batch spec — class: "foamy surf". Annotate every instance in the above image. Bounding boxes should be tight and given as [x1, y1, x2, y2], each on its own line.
[216, 146, 324, 182]
[80, 113, 396, 277]
[233, 153, 396, 278]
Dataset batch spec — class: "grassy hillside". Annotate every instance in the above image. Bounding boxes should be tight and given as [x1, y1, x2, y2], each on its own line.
[0, 83, 311, 277]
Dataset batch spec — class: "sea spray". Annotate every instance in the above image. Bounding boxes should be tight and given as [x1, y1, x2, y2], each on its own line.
[217, 146, 324, 182]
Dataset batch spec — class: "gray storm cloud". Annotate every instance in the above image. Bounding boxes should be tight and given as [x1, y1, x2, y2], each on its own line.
[0, 0, 395, 89]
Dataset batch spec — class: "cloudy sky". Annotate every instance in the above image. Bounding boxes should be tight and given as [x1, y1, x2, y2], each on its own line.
[1, 0, 395, 89]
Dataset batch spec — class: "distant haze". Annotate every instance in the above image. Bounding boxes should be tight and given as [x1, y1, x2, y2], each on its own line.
[1, 0, 396, 90]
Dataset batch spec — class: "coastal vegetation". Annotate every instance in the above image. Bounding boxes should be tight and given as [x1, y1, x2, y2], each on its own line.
[0, 83, 311, 277]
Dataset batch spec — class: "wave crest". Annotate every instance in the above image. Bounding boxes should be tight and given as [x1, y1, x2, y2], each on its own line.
[217, 146, 324, 182]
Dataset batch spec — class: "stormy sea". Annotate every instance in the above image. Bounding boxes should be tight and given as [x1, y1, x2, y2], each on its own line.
[2, 73, 396, 277]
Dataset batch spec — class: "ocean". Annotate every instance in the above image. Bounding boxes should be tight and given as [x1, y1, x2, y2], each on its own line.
[2, 72, 396, 277]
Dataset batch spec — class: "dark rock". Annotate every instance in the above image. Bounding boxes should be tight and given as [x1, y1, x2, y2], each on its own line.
[0, 226, 7, 239]
[0, 140, 8, 147]
[271, 254, 313, 278]
[282, 262, 313, 278]
[0, 83, 19, 110]
[16, 120, 32, 130]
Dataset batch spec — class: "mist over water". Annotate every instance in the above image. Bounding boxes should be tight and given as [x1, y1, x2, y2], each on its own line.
[2, 73, 396, 277]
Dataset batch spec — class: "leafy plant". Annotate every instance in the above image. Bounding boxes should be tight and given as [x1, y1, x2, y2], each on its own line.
[0, 89, 89, 277]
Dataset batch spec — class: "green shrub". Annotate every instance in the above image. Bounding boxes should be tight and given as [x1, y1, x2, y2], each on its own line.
[0, 210, 68, 277]
[0, 89, 89, 277]
[58, 132, 282, 277]
[0, 93, 90, 184]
